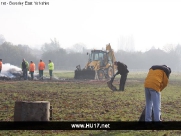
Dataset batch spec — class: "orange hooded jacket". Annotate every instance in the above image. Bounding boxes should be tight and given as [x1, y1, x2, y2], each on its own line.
[38, 61, 45, 70]
[29, 63, 35, 72]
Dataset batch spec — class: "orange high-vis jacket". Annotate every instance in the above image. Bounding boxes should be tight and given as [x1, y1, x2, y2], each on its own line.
[29, 63, 35, 72]
[38, 62, 45, 70]
[0, 61, 2, 70]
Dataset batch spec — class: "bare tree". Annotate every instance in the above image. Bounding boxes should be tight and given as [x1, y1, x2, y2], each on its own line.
[71, 43, 87, 53]
[41, 38, 61, 52]
[162, 44, 175, 52]
[118, 35, 135, 52]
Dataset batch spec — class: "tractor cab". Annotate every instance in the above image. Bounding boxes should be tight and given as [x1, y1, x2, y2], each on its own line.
[89, 50, 109, 67]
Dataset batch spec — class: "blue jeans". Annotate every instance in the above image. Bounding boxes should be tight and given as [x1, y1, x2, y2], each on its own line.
[145, 88, 161, 122]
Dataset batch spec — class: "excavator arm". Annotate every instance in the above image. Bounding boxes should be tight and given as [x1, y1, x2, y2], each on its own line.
[106, 43, 116, 74]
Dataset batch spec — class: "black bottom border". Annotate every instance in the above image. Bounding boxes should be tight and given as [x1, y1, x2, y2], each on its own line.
[0, 121, 181, 130]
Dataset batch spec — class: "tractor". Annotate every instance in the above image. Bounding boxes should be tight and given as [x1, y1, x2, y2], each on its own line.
[74, 43, 116, 80]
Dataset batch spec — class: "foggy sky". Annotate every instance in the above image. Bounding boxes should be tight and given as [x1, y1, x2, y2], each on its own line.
[0, 0, 181, 52]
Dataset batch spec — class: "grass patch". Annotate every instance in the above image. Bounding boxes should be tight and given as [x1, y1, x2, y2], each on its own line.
[0, 71, 180, 135]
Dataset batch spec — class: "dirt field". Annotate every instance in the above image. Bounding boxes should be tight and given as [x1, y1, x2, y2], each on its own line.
[0, 72, 181, 135]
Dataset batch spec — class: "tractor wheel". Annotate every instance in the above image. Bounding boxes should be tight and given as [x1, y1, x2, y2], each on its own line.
[97, 70, 105, 80]
[107, 66, 113, 79]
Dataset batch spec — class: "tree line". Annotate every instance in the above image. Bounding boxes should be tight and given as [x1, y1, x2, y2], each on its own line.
[0, 39, 181, 72]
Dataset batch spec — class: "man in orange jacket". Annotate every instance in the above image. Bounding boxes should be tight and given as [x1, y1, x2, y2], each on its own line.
[29, 61, 35, 80]
[0, 59, 2, 73]
[144, 65, 171, 122]
[38, 59, 45, 80]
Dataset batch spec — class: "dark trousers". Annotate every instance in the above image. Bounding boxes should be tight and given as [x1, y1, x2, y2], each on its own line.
[49, 70, 53, 77]
[23, 68, 28, 80]
[119, 73, 127, 91]
[30, 71, 34, 80]
[39, 70, 44, 80]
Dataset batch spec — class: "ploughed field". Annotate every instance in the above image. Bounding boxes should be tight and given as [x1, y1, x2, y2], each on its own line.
[0, 71, 181, 136]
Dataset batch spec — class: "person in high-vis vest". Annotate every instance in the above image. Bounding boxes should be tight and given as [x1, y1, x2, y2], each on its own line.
[29, 61, 35, 80]
[21, 59, 29, 80]
[144, 65, 171, 124]
[0, 59, 2, 73]
[48, 60, 54, 80]
[38, 59, 45, 80]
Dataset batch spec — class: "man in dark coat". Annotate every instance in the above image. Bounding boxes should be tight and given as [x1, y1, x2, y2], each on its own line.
[112, 61, 129, 91]
[21, 59, 29, 80]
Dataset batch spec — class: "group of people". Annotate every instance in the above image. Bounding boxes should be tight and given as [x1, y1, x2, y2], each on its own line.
[21, 59, 54, 80]
[113, 61, 171, 124]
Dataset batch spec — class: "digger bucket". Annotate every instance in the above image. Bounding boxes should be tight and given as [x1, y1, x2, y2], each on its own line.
[74, 70, 96, 79]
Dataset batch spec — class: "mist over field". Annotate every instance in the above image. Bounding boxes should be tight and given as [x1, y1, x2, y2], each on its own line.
[0, 37, 181, 73]
[1, 0, 181, 73]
